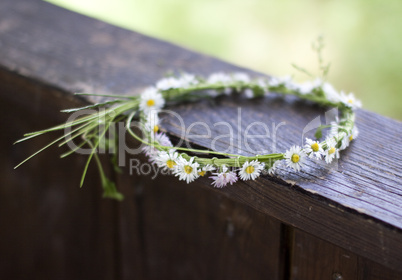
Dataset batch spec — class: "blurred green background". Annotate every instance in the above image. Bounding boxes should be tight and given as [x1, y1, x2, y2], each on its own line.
[46, 0, 402, 120]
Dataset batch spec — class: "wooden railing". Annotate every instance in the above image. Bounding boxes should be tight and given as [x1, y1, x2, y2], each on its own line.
[1, 0, 401, 279]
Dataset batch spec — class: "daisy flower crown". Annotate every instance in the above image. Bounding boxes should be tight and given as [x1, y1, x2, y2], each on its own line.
[136, 72, 360, 187]
[15, 70, 361, 200]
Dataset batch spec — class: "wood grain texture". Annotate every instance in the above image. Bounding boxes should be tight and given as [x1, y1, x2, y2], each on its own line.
[0, 69, 119, 279]
[1, 0, 402, 277]
[130, 167, 283, 280]
[291, 228, 359, 280]
[291, 229, 402, 280]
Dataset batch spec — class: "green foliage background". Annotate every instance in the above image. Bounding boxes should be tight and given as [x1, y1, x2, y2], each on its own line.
[46, 0, 402, 120]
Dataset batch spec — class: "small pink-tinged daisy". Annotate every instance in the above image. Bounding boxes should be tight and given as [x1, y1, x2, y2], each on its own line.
[142, 132, 173, 163]
[209, 165, 238, 188]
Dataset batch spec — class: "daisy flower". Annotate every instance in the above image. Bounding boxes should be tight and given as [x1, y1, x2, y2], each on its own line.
[142, 132, 173, 163]
[264, 160, 281, 176]
[232, 72, 250, 83]
[324, 137, 340, 164]
[207, 72, 232, 84]
[297, 78, 322, 95]
[268, 75, 292, 87]
[340, 126, 359, 150]
[209, 165, 238, 188]
[207, 72, 233, 95]
[304, 138, 324, 159]
[239, 160, 265, 180]
[153, 132, 173, 147]
[142, 145, 158, 163]
[257, 78, 268, 88]
[156, 77, 181, 91]
[155, 149, 179, 171]
[144, 110, 159, 133]
[244, 88, 254, 98]
[339, 132, 350, 150]
[284, 146, 307, 171]
[198, 164, 215, 177]
[178, 73, 198, 88]
[173, 157, 200, 183]
[322, 82, 341, 103]
[139, 87, 165, 114]
[349, 126, 359, 141]
[340, 91, 362, 109]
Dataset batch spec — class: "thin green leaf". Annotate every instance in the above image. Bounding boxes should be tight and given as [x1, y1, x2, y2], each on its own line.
[291, 63, 314, 78]
[60, 141, 86, 158]
[61, 100, 122, 113]
[75, 92, 135, 99]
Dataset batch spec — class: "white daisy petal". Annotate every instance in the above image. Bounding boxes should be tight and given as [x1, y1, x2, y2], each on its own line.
[232, 72, 250, 83]
[239, 160, 264, 180]
[144, 110, 160, 133]
[156, 77, 181, 91]
[324, 137, 340, 164]
[155, 149, 179, 171]
[139, 87, 165, 114]
[322, 82, 341, 103]
[198, 164, 216, 176]
[284, 146, 307, 171]
[207, 72, 232, 84]
[178, 73, 198, 88]
[264, 160, 281, 176]
[304, 138, 324, 159]
[173, 157, 200, 183]
[340, 91, 362, 109]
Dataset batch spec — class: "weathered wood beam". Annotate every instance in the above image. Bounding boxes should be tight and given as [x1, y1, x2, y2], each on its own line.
[1, 0, 401, 278]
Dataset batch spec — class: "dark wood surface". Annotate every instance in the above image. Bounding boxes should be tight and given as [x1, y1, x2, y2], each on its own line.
[1, 0, 402, 279]
[125, 169, 284, 280]
[291, 228, 402, 280]
[0, 69, 119, 279]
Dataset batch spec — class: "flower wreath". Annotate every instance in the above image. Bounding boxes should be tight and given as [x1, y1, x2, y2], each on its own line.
[16, 71, 361, 200]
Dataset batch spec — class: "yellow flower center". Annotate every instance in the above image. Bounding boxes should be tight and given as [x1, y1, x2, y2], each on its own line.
[198, 171, 206, 176]
[245, 166, 255, 174]
[291, 154, 300, 163]
[166, 160, 176, 169]
[153, 125, 159, 133]
[328, 147, 336, 155]
[349, 135, 353, 141]
[348, 99, 354, 104]
[311, 143, 319, 152]
[146, 99, 155, 107]
[184, 165, 193, 174]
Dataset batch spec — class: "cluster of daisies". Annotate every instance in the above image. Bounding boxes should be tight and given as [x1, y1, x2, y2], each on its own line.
[137, 72, 360, 188]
